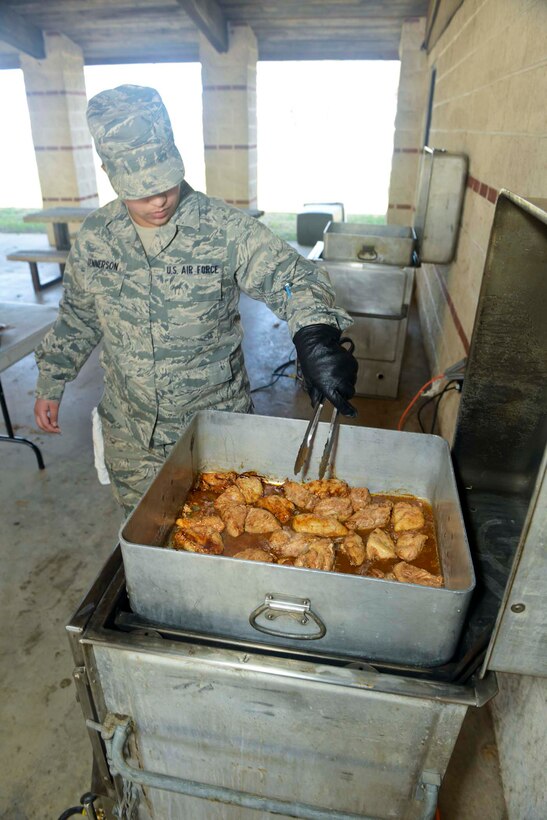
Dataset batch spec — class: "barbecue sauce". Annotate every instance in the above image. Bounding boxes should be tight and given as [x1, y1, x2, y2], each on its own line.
[167, 475, 442, 585]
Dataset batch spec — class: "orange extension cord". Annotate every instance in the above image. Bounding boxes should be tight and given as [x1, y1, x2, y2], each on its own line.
[397, 373, 446, 431]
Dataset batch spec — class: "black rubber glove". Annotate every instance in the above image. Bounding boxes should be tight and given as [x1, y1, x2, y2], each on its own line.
[293, 324, 358, 417]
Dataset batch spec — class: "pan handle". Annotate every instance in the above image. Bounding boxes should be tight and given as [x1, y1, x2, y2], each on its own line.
[357, 245, 378, 261]
[249, 593, 327, 640]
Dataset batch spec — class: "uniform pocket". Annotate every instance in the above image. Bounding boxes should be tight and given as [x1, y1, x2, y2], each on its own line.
[85, 262, 127, 324]
[191, 357, 232, 388]
[85, 261, 126, 295]
[163, 273, 222, 342]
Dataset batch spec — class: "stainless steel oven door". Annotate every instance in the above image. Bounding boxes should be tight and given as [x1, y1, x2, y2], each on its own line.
[87, 637, 494, 820]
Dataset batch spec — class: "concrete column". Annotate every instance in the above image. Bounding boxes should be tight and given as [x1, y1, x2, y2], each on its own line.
[199, 25, 258, 210]
[387, 18, 430, 226]
[20, 32, 99, 241]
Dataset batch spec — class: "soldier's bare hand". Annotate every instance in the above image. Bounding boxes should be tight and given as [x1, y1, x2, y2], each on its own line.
[34, 398, 61, 433]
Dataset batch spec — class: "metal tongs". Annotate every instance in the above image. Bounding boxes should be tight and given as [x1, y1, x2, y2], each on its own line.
[294, 338, 355, 479]
[294, 399, 336, 478]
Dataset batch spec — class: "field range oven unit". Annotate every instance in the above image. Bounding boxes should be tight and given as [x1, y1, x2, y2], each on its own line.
[309, 147, 468, 398]
[67, 192, 546, 819]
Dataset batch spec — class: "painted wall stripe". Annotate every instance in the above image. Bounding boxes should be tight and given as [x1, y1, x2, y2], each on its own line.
[225, 198, 257, 206]
[26, 90, 87, 97]
[42, 194, 99, 203]
[35, 145, 93, 152]
[390, 174, 497, 217]
[203, 85, 254, 92]
[468, 174, 498, 204]
[431, 263, 470, 354]
[204, 144, 257, 150]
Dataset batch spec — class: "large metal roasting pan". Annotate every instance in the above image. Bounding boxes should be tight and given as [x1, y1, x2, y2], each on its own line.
[120, 411, 475, 666]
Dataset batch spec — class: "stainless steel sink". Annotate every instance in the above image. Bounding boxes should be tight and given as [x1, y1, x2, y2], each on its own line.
[323, 222, 417, 266]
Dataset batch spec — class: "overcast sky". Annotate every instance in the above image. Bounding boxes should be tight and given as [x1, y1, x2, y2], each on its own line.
[0, 60, 400, 215]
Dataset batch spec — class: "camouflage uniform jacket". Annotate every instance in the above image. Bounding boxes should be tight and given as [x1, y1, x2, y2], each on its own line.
[35, 183, 352, 449]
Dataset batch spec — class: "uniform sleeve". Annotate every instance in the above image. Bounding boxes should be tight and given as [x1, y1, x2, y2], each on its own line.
[228, 212, 352, 338]
[34, 235, 103, 402]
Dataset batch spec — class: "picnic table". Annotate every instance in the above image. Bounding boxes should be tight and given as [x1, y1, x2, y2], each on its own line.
[7, 206, 95, 293]
[0, 301, 58, 469]
[23, 206, 95, 250]
[10, 204, 262, 293]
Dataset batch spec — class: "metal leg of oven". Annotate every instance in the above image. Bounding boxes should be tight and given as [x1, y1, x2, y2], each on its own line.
[0, 378, 45, 469]
[66, 552, 122, 805]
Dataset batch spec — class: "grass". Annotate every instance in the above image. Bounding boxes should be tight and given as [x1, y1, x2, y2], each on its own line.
[260, 211, 386, 242]
[0, 208, 45, 233]
[0, 208, 386, 239]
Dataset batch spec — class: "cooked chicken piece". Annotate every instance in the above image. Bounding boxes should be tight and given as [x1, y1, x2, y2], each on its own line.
[268, 529, 300, 556]
[197, 471, 237, 491]
[393, 561, 443, 587]
[292, 514, 348, 538]
[235, 475, 263, 504]
[349, 486, 371, 511]
[367, 566, 387, 579]
[268, 530, 326, 558]
[277, 556, 296, 566]
[282, 480, 318, 511]
[313, 496, 353, 522]
[294, 540, 335, 571]
[172, 526, 224, 555]
[214, 484, 246, 511]
[213, 485, 249, 536]
[305, 478, 349, 498]
[269, 530, 334, 560]
[233, 548, 275, 563]
[175, 514, 225, 533]
[346, 501, 393, 530]
[366, 567, 396, 581]
[395, 532, 428, 561]
[173, 511, 226, 553]
[255, 494, 295, 523]
[245, 507, 281, 533]
[221, 504, 248, 537]
[392, 502, 425, 532]
[366, 528, 397, 560]
[338, 532, 366, 566]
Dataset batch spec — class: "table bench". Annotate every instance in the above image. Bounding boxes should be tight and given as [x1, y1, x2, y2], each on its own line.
[7, 248, 69, 293]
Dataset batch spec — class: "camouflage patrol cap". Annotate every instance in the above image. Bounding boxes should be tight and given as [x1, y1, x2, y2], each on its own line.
[86, 85, 185, 200]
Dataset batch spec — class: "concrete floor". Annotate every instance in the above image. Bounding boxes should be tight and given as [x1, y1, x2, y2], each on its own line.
[0, 233, 507, 819]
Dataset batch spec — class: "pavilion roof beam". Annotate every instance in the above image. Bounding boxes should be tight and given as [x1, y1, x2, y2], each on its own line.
[0, 4, 45, 59]
[176, 0, 228, 53]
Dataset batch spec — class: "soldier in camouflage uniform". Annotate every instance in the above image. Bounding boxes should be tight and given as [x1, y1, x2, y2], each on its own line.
[34, 85, 358, 514]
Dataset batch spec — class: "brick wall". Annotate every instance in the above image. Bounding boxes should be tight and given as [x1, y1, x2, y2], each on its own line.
[200, 25, 258, 208]
[418, 0, 547, 441]
[419, 4, 547, 817]
[21, 33, 99, 209]
[387, 18, 430, 224]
